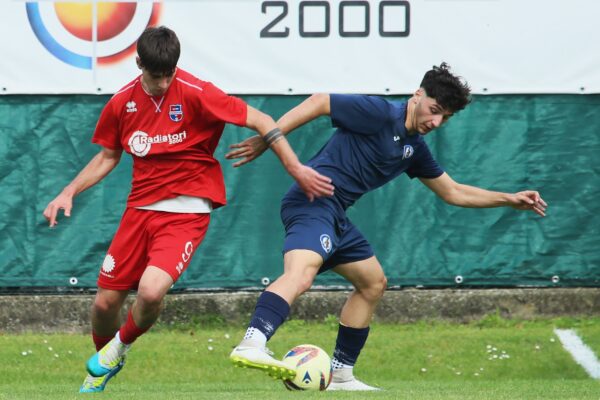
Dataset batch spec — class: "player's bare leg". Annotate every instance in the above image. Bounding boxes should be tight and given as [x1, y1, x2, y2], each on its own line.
[132, 266, 174, 328]
[86, 267, 173, 379]
[231, 250, 323, 380]
[335, 256, 387, 327]
[91, 288, 129, 336]
[268, 249, 323, 304]
[327, 256, 386, 391]
[81, 288, 129, 392]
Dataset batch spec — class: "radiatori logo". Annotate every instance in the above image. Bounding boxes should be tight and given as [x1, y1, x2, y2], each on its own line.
[25, 1, 162, 69]
[128, 130, 188, 157]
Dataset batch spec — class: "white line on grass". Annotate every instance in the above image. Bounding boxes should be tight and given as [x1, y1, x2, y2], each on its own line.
[554, 328, 600, 379]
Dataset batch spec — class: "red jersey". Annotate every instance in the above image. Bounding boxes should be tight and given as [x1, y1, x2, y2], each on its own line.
[92, 69, 247, 209]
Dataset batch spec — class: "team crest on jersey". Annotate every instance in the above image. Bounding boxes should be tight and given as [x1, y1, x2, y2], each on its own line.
[169, 104, 183, 122]
[320, 234, 332, 253]
[402, 145, 414, 160]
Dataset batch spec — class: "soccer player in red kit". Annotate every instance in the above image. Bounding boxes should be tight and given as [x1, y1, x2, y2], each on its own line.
[42, 26, 334, 393]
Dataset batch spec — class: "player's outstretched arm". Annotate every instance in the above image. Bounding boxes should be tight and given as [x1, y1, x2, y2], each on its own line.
[224, 132, 268, 168]
[225, 94, 331, 168]
[43, 147, 122, 227]
[420, 173, 547, 217]
[240, 105, 334, 201]
[277, 93, 331, 134]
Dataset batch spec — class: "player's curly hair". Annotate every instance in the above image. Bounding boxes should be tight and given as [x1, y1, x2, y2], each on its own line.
[137, 26, 180, 76]
[420, 62, 471, 112]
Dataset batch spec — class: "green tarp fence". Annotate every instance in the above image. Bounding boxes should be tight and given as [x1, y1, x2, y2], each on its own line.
[0, 94, 599, 289]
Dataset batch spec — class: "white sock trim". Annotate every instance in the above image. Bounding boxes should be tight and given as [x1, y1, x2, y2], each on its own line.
[331, 357, 354, 370]
[113, 331, 130, 352]
[240, 327, 267, 348]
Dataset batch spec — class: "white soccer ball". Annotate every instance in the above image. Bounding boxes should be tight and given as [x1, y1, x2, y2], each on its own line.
[281, 344, 332, 391]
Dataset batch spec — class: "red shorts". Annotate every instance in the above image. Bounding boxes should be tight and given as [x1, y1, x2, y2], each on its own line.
[97, 208, 210, 290]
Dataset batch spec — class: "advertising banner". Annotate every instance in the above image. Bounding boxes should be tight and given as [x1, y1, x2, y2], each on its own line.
[1, 0, 599, 94]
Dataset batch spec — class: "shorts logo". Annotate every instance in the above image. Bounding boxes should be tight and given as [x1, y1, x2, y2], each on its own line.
[320, 234, 332, 254]
[175, 241, 194, 275]
[169, 104, 183, 122]
[102, 254, 116, 274]
[402, 145, 414, 160]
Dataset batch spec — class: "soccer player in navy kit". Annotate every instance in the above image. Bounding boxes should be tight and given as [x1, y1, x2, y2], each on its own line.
[227, 63, 547, 390]
[43, 26, 333, 393]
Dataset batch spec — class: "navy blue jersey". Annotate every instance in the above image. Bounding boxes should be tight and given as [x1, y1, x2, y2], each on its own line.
[285, 94, 444, 209]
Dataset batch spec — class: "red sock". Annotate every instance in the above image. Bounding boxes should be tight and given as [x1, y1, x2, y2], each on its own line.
[118, 310, 151, 345]
[92, 332, 114, 351]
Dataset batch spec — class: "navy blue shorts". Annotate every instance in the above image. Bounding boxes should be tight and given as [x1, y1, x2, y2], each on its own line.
[280, 194, 373, 274]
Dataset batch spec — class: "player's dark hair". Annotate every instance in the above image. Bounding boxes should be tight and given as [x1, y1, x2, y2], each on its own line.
[420, 62, 471, 112]
[137, 26, 180, 76]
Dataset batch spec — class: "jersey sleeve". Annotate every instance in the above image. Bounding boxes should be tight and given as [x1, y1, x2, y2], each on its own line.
[200, 83, 248, 126]
[406, 141, 444, 179]
[91, 100, 122, 150]
[330, 94, 393, 135]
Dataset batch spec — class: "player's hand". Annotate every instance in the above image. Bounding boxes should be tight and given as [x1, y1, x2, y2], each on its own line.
[225, 135, 268, 167]
[290, 164, 335, 201]
[509, 191, 547, 217]
[43, 193, 73, 227]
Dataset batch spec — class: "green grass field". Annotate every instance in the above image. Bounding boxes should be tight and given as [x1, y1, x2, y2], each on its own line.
[2, 316, 600, 399]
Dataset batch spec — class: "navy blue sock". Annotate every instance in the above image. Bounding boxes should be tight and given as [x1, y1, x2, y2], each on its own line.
[333, 324, 370, 366]
[248, 291, 290, 340]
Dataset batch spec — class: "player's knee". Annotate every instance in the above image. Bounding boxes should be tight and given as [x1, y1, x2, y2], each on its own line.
[282, 266, 318, 295]
[136, 286, 165, 309]
[296, 275, 315, 294]
[361, 274, 387, 302]
[92, 295, 120, 317]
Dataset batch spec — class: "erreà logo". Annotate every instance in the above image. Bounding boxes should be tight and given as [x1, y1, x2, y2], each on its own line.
[126, 101, 137, 113]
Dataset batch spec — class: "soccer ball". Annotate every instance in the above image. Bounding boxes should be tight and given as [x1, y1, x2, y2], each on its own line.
[281, 344, 332, 391]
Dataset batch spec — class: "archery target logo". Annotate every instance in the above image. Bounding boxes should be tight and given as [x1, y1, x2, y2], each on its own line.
[26, 1, 162, 69]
